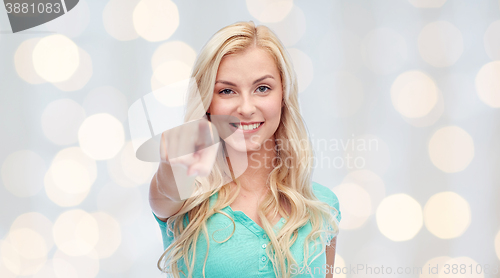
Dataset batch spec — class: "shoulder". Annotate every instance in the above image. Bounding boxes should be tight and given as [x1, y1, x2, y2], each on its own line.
[311, 181, 339, 206]
[311, 181, 341, 222]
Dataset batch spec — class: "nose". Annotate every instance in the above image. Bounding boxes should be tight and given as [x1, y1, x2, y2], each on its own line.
[236, 93, 256, 118]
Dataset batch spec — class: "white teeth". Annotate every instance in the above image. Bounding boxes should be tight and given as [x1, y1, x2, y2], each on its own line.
[232, 122, 262, 130]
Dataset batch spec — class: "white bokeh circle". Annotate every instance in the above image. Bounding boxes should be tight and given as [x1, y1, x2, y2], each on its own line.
[391, 70, 438, 118]
[133, 0, 179, 42]
[53, 210, 99, 257]
[151, 60, 192, 91]
[103, 0, 140, 41]
[91, 212, 122, 259]
[52, 47, 93, 92]
[342, 169, 386, 214]
[78, 113, 125, 160]
[53, 249, 99, 278]
[44, 147, 97, 207]
[376, 194, 423, 241]
[152, 41, 197, 72]
[475, 61, 500, 108]
[33, 35, 80, 83]
[428, 126, 475, 173]
[8, 228, 47, 260]
[418, 21, 463, 67]
[0, 239, 46, 276]
[52, 258, 78, 278]
[49, 159, 92, 195]
[44, 171, 91, 207]
[10, 212, 54, 254]
[424, 192, 471, 239]
[332, 183, 372, 230]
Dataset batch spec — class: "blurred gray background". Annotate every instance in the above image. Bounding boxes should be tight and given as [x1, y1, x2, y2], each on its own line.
[0, 0, 499, 277]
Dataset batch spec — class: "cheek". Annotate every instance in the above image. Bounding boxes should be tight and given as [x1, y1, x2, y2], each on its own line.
[209, 99, 226, 114]
[264, 98, 283, 123]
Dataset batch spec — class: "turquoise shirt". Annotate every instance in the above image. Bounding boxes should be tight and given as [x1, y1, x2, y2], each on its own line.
[153, 181, 341, 277]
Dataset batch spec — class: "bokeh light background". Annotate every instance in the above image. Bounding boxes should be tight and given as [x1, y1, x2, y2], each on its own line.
[0, 0, 500, 277]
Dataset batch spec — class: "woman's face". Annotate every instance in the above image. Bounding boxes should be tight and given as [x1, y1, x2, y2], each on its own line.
[208, 46, 283, 153]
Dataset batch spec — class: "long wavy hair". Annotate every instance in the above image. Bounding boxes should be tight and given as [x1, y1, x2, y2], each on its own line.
[157, 21, 340, 278]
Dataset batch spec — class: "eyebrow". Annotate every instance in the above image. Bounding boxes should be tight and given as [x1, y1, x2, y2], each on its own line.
[215, 74, 275, 86]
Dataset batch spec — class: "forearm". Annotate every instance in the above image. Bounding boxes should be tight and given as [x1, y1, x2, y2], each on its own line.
[155, 161, 181, 201]
[325, 236, 337, 278]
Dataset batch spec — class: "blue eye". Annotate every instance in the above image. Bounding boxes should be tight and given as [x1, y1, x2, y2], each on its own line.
[219, 89, 234, 95]
[256, 86, 270, 93]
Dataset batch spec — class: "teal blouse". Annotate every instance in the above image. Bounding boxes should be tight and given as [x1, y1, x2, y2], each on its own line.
[153, 182, 341, 277]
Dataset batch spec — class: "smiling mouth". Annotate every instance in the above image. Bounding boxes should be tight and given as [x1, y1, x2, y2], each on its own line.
[229, 122, 264, 130]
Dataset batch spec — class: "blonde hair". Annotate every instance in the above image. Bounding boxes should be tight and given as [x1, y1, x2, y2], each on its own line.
[157, 21, 340, 278]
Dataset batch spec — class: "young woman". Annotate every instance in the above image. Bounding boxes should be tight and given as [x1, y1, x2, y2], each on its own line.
[149, 21, 341, 278]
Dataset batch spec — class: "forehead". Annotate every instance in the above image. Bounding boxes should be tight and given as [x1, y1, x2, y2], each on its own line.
[216, 47, 280, 82]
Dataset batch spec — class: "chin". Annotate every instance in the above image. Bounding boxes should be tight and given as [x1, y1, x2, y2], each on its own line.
[223, 138, 246, 153]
